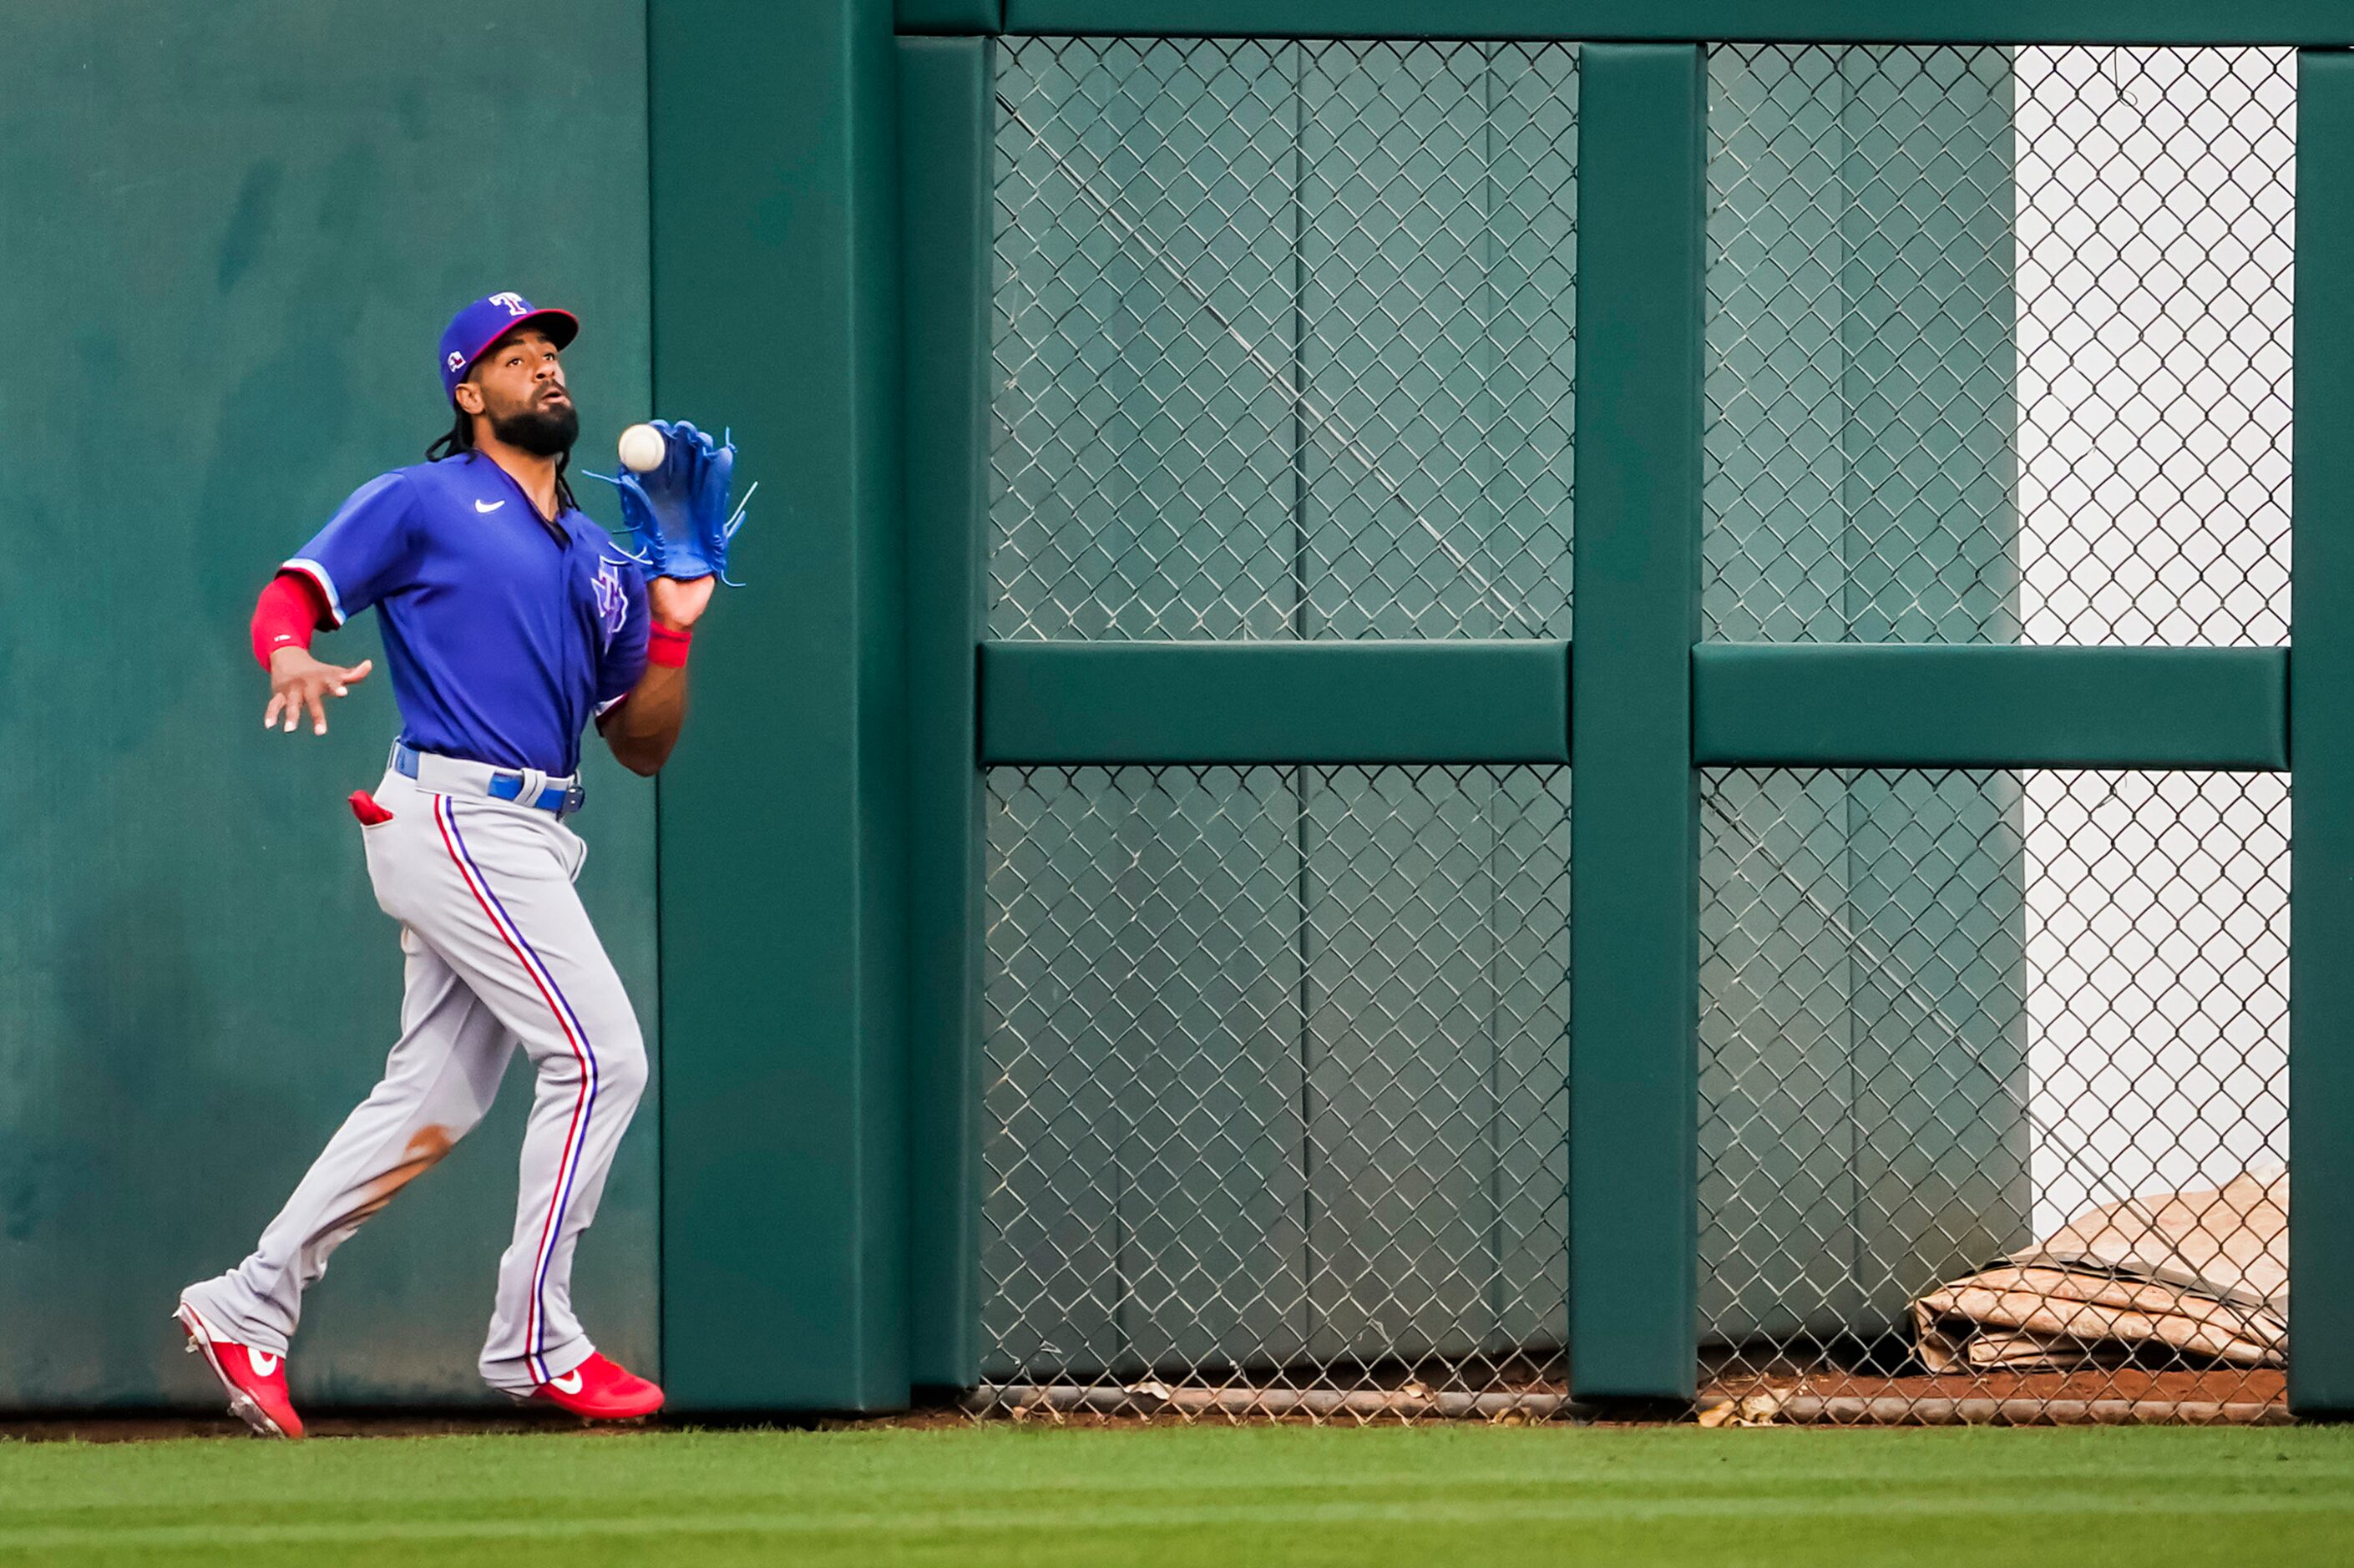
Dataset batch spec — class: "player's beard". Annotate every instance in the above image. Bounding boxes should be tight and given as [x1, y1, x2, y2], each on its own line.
[490, 398, 580, 458]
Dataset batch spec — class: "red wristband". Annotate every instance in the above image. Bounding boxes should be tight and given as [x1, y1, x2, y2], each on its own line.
[647, 623, 692, 669]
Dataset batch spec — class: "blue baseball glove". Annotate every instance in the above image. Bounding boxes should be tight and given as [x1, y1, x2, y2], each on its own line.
[593, 420, 755, 584]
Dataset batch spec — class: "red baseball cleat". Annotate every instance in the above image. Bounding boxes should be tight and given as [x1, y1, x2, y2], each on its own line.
[529, 1352, 664, 1420]
[174, 1301, 304, 1439]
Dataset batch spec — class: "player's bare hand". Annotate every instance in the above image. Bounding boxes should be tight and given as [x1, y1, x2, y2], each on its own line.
[266, 648, 372, 736]
[647, 574, 716, 631]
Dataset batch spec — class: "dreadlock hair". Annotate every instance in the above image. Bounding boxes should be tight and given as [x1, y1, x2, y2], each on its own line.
[427, 405, 581, 518]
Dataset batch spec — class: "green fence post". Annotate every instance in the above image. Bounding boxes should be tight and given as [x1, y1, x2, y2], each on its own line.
[1568, 42, 1705, 1407]
[2291, 46, 2354, 1420]
[899, 33, 993, 1391]
[650, 0, 910, 1413]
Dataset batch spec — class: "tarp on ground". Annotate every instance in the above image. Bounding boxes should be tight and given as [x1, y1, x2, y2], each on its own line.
[1911, 1171, 2287, 1373]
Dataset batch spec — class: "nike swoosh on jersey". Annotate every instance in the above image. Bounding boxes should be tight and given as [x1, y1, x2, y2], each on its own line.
[550, 1369, 583, 1393]
[474, 498, 505, 513]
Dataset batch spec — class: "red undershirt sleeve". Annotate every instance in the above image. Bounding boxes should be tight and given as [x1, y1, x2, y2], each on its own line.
[251, 571, 333, 669]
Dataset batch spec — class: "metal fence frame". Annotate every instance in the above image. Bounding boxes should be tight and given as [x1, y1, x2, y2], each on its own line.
[646, 0, 2354, 1416]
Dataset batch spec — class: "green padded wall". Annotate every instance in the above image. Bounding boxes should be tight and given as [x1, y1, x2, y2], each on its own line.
[1698, 46, 2030, 1347]
[0, 0, 657, 1409]
[651, 0, 912, 1413]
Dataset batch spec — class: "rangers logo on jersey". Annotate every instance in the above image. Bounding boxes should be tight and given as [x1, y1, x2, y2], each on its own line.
[592, 559, 629, 639]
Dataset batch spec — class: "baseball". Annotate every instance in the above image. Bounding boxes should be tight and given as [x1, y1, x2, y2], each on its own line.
[617, 422, 667, 473]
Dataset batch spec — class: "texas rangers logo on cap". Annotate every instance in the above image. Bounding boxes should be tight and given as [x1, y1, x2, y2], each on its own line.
[438, 291, 580, 402]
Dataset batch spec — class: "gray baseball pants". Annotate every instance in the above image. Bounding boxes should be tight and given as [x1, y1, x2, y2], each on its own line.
[180, 765, 647, 1393]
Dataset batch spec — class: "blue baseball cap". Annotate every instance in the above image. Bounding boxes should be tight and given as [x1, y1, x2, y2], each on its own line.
[438, 292, 580, 402]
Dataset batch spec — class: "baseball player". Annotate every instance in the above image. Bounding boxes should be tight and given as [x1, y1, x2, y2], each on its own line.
[175, 293, 745, 1437]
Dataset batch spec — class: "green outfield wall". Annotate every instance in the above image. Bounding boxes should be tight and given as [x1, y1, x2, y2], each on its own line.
[0, 0, 2346, 1421]
[0, 1, 659, 1409]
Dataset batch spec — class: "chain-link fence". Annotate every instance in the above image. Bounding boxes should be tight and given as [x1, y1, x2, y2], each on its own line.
[992, 35, 1578, 643]
[980, 36, 1581, 1419]
[975, 34, 2297, 1424]
[978, 765, 1571, 1418]
[1703, 44, 2292, 649]
[1699, 766, 2288, 1422]
[1700, 45, 2293, 1423]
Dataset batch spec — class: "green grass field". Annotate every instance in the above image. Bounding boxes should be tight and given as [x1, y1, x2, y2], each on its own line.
[3, 1423, 2351, 1565]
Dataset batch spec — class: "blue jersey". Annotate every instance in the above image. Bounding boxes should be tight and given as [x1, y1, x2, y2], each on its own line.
[284, 454, 650, 776]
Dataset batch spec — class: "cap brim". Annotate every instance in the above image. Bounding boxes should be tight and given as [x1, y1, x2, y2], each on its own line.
[458, 308, 581, 383]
